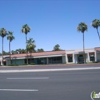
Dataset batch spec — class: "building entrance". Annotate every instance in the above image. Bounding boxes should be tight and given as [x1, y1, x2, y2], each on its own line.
[78, 54, 84, 64]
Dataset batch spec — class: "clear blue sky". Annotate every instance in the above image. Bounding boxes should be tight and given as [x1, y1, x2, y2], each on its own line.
[0, 0, 100, 52]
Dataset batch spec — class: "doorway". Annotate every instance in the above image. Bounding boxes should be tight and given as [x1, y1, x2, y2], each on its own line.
[78, 54, 84, 64]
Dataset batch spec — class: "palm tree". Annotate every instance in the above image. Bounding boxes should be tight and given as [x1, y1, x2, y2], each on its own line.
[26, 38, 36, 64]
[21, 24, 31, 64]
[26, 38, 36, 53]
[91, 19, 100, 41]
[0, 28, 7, 65]
[53, 44, 60, 51]
[7, 31, 15, 64]
[77, 22, 88, 63]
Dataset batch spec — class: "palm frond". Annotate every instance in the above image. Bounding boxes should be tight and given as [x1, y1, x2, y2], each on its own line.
[21, 24, 31, 34]
[91, 19, 100, 29]
[0, 28, 7, 37]
[77, 22, 88, 33]
[7, 31, 15, 42]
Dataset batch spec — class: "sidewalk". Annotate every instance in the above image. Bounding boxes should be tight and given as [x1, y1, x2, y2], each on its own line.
[1, 63, 100, 68]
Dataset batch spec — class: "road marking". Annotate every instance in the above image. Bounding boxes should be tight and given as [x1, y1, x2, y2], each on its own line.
[7, 77, 49, 79]
[0, 67, 100, 73]
[0, 89, 38, 92]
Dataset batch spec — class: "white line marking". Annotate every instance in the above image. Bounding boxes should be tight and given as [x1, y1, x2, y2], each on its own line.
[0, 67, 100, 73]
[0, 89, 38, 92]
[7, 77, 49, 79]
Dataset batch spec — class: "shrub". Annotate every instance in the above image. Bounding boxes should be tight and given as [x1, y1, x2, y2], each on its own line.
[8, 64, 19, 66]
[30, 63, 35, 65]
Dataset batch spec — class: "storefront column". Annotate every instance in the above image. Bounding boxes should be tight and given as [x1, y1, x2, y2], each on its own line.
[62, 54, 68, 63]
[87, 53, 90, 62]
[65, 54, 68, 64]
[0, 59, 3, 66]
[74, 54, 78, 64]
[73, 53, 75, 63]
[95, 51, 97, 62]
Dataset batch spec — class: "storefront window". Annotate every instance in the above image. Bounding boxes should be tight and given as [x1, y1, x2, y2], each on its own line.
[48, 57, 62, 64]
[90, 55, 95, 61]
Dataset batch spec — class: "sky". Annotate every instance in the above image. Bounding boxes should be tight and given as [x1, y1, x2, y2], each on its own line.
[0, 0, 100, 52]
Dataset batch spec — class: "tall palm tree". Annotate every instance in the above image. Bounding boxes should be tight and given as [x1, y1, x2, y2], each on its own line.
[53, 44, 60, 51]
[26, 38, 36, 64]
[0, 28, 7, 65]
[21, 24, 31, 64]
[7, 31, 15, 64]
[77, 22, 88, 63]
[91, 19, 100, 41]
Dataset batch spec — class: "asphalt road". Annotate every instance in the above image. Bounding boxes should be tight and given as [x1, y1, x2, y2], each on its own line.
[0, 68, 100, 100]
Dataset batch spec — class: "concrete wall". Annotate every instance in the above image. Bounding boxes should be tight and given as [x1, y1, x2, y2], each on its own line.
[74, 54, 78, 64]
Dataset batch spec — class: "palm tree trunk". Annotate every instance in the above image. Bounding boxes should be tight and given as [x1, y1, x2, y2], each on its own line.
[1, 37, 4, 66]
[83, 32, 85, 64]
[96, 28, 100, 41]
[9, 41, 11, 64]
[25, 34, 28, 64]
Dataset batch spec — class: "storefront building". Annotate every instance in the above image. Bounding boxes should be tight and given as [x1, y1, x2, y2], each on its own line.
[0, 47, 100, 65]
